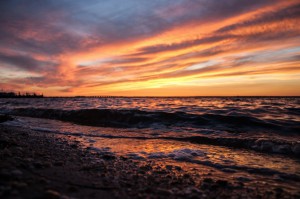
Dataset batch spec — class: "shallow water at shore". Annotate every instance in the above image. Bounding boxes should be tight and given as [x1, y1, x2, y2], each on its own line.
[2, 116, 300, 194]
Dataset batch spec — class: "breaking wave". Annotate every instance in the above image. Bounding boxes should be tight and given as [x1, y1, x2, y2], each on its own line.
[8, 108, 299, 133]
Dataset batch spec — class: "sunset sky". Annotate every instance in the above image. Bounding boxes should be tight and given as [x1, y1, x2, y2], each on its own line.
[0, 0, 299, 96]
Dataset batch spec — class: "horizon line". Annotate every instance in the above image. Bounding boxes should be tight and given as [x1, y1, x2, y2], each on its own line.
[43, 95, 300, 98]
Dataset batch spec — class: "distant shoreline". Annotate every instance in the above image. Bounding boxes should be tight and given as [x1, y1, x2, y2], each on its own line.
[0, 91, 43, 98]
[2, 96, 298, 98]
[0, 96, 44, 98]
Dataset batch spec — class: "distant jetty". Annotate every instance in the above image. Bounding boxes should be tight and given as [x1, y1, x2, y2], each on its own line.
[0, 91, 43, 98]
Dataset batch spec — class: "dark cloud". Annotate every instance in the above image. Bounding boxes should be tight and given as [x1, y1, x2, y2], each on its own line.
[0, 1, 102, 56]
[0, 18, 100, 56]
[59, 87, 74, 93]
[0, 0, 280, 56]
[130, 47, 300, 82]
[10, 75, 85, 89]
[134, 35, 235, 55]
[130, 3, 299, 58]
[203, 66, 300, 79]
[155, 26, 299, 65]
[216, 3, 300, 33]
[108, 57, 149, 64]
[290, 54, 300, 61]
[0, 53, 58, 72]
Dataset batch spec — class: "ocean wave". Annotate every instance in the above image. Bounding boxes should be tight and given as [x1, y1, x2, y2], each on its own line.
[8, 108, 300, 132]
[285, 107, 300, 116]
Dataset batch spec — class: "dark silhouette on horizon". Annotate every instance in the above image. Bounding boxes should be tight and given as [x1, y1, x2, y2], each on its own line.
[0, 91, 43, 98]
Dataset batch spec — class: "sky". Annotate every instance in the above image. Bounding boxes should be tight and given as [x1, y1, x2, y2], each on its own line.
[0, 0, 299, 96]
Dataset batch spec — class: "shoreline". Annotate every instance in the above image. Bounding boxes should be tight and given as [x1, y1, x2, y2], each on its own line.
[1, 125, 299, 198]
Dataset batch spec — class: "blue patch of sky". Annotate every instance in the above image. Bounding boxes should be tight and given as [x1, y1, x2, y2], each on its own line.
[185, 60, 221, 71]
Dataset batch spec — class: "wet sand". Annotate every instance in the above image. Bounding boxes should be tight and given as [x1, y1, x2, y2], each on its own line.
[0, 124, 299, 198]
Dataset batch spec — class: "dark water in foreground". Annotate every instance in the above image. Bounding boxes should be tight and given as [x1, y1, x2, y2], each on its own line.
[1, 97, 300, 193]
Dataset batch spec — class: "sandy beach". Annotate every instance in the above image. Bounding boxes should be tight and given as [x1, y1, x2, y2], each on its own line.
[1, 119, 299, 198]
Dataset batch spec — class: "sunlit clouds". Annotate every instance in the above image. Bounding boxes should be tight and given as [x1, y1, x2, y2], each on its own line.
[0, 0, 299, 96]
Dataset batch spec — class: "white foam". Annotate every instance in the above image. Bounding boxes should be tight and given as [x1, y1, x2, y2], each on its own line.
[88, 139, 96, 143]
[148, 152, 167, 159]
[169, 148, 206, 161]
[146, 148, 206, 161]
[31, 127, 58, 133]
[87, 147, 101, 151]
[2, 120, 25, 127]
[126, 153, 145, 160]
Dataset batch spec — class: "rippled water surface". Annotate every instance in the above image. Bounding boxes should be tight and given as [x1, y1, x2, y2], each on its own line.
[1, 97, 299, 138]
[1, 97, 300, 121]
